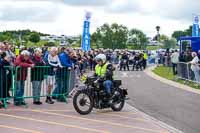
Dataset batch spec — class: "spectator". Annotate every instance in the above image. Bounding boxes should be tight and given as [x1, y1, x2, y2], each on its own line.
[77, 53, 84, 74]
[46, 47, 62, 104]
[14, 50, 34, 106]
[88, 51, 95, 71]
[143, 51, 148, 69]
[190, 52, 200, 84]
[68, 51, 79, 92]
[31, 48, 45, 105]
[186, 50, 193, 62]
[0, 52, 12, 108]
[4, 42, 15, 65]
[59, 47, 72, 68]
[186, 50, 194, 80]
[198, 50, 200, 61]
[171, 50, 179, 75]
[179, 52, 186, 62]
[53, 47, 72, 101]
[0, 42, 5, 53]
[155, 51, 160, 66]
[164, 52, 170, 66]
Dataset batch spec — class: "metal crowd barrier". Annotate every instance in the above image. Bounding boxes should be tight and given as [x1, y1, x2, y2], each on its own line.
[0, 66, 73, 108]
[177, 62, 200, 84]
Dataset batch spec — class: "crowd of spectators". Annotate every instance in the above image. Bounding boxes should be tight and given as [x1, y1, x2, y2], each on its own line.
[154, 48, 200, 84]
[0, 43, 102, 108]
[2, 41, 200, 108]
[1, 42, 148, 108]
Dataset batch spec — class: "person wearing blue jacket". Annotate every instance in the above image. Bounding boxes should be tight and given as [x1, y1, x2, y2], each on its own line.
[53, 47, 72, 102]
[59, 48, 72, 68]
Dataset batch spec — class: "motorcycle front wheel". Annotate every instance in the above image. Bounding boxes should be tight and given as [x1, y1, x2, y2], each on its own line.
[73, 90, 94, 115]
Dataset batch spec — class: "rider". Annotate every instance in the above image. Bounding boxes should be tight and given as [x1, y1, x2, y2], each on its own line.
[94, 54, 115, 98]
[132, 52, 141, 70]
[120, 51, 129, 71]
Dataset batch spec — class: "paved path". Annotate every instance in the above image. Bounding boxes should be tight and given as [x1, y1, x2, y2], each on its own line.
[0, 99, 169, 133]
[115, 70, 200, 133]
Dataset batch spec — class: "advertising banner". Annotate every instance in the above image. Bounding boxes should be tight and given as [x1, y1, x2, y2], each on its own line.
[192, 16, 200, 37]
[81, 12, 91, 52]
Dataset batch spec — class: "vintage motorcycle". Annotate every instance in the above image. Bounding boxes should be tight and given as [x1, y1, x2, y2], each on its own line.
[73, 76, 128, 115]
[133, 60, 142, 71]
[120, 59, 129, 71]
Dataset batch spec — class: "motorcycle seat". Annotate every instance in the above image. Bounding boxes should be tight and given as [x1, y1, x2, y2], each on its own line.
[113, 80, 122, 87]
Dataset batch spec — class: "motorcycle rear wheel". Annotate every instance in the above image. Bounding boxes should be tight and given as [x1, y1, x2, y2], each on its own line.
[111, 90, 125, 112]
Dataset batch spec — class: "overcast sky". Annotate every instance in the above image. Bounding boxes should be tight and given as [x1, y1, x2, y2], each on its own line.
[0, 0, 199, 37]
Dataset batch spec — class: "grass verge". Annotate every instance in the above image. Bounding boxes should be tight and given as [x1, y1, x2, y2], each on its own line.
[152, 66, 200, 90]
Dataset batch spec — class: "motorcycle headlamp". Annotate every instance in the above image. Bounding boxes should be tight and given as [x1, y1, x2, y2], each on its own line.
[80, 75, 87, 82]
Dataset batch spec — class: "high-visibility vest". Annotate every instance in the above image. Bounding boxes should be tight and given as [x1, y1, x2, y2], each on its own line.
[95, 63, 109, 77]
[143, 53, 148, 60]
[15, 48, 20, 56]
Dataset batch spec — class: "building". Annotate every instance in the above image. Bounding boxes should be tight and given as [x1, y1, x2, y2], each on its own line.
[40, 35, 79, 46]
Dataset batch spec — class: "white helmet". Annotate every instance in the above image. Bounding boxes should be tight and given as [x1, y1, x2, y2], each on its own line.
[95, 54, 107, 63]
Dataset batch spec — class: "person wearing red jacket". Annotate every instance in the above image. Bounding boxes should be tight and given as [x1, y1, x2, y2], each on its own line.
[14, 50, 34, 106]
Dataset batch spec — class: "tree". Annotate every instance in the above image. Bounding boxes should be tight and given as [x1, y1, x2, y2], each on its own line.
[163, 38, 177, 49]
[0, 34, 11, 41]
[172, 25, 192, 40]
[72, 35, 81, 48]
[92, 23, 128, 49]
[185, 25, 192, 36]
[29, 33, 40, 43]
[67, 38, 74, 45]
[172, 31, 187, 40]
[159, 34, 169, 42]
[0, 32, 12, 41]
[44, 42, 56, 47]
[128, 28, 148, 49]
[0, 30, 51, 47]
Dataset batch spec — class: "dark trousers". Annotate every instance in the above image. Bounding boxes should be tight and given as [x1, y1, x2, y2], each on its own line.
[14, 81, 25, 103]
[143, 59, 147, 69]
[120, 62, 129, 71]
[0, 76, 11, 99]
[172, 63, 177, 75]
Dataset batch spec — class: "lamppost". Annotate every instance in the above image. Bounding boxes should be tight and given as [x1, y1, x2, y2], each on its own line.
[156, 26, 160, 41]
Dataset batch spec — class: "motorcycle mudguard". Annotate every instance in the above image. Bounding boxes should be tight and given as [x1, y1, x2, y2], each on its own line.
[122, 89, 128, 95]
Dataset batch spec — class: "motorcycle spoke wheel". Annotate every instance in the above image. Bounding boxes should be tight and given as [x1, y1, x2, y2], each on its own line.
[73, 91, 93, 115]
[111, 90, 125, 112]
[77, 94, 91, 111]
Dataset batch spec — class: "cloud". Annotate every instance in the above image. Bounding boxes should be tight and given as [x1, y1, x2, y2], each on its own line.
[104, 0, 200, 22]
[106, 0, 140, 14]
[0, 0, 197, 37]
[63, 0, 109, 6]
[154, 0, 200, 21]
[0, 1, 61, 22]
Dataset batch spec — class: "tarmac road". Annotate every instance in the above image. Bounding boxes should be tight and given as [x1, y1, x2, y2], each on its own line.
[116, 70, 200, 133]
[0, 99, 170, 133]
